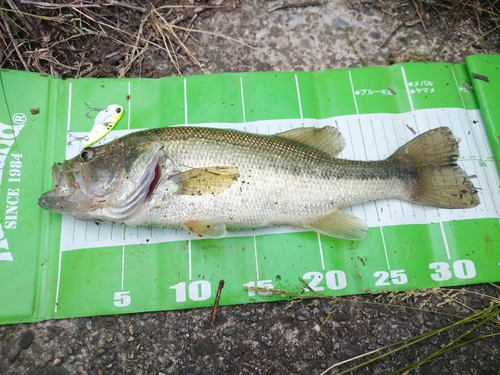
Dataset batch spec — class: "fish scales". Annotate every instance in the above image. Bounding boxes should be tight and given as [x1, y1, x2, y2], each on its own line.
[39, 126, 480, 240]
[131, 127, 409, 224]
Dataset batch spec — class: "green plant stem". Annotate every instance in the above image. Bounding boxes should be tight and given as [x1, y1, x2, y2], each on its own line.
[345, 27, 367, 67]
[320, 303, 500, 375]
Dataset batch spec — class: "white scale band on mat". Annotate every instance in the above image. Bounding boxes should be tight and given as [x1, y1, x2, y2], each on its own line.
[59, 108, 500, 251]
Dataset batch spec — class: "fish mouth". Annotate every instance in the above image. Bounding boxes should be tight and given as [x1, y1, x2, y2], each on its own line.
[38, 149, 165, 221]
[38, 163, 83, 213]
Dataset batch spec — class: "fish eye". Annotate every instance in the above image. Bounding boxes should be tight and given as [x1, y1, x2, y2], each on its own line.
[115, 107, 122, 114]
[80, 147, 95, 161]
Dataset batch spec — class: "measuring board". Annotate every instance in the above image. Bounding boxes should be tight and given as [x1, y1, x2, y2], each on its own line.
[0, 55, 499, 324]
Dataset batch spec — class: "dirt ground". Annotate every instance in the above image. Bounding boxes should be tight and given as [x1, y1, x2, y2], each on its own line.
[1, 0, 500, 374]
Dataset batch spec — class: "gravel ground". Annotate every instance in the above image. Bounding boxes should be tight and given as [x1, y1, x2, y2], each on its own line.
[1, 1, 500, 374]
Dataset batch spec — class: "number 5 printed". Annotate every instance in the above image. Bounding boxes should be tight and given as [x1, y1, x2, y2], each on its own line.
[114, 291, 131, 307]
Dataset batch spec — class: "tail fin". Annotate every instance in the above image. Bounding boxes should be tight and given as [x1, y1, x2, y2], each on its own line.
[390, 127, 480, 209]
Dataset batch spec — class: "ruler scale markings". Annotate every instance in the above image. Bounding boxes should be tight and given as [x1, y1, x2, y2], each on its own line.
[452, 111, 474, 157]
[54, 111, 499, 251]
[450, 66, 466, 109]
[459, 112, 498, 214]
[294, 74, 303, 122]
[239, 77, 246, 123]
[425, 112, 442, 220]
[454, 112, 487, 213]
[54, 247, 63, 313]
[127, 82, 131, 130]
[380, 227, 390, 270]
[380, 118, 393, 219]
[183, 78, 188, 125]
[317, 233, 325, 271]
[400, 66, 414, 112]
[239, 76, 261, 281]
[0, 253, 13, 261]
[439, 221, 452, 260]
[72, 219, 76, 244]
[369, 118, 382, 222]
[253, 236, 260, 280]
[121, 245, 125, 290]
[348, 71, 359, 115]
[296, 75, 326, 270]
[66, 82, 72, 132]
[467, 112, 493, 163]
[391, 118, 406, 219]
[468, 157, 495, 214]
[357, 119, 370, 222]
[188, 240, 192, 280]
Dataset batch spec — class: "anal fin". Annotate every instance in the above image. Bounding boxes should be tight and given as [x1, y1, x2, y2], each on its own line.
[301, 210, 368, 240]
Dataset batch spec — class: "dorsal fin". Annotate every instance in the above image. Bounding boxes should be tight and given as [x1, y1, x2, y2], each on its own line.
[274, 126, 346, 157]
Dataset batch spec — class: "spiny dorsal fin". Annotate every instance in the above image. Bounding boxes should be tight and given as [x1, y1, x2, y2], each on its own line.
[300, 209, 368, 240]
[171, 166, 240, 196]
[275, 126, 346, 158]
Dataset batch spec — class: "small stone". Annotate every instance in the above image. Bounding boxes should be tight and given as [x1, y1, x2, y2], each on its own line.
[44, 353, 53, 362]
[108, 352, 116, 361]
[66, 345, 73, 355]
[297, 315, 307, 321]
[53, 357, 63, 366]
[96, 346, 107, 356]
[78, 319, 86, 329]
[387, 42, 401, 51]
[19, 330, 35, 349]
[223, 327, 237, 336]
[128, 325, 135, 335]
[8, 347, 21, 362]
[74, 330, 82, 339]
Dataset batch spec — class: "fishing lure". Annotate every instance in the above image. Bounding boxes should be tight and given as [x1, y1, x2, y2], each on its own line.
[81, 104, 124, 147]
[68, 103, 124, 147]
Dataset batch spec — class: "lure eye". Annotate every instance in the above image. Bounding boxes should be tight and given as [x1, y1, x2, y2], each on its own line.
[115, 107, 122, 114]
[80, 147, 95, 161]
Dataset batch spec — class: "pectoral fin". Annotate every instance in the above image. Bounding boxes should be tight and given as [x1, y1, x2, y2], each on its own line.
[183, 218, 227, 238]
[171, 166, 240, 196]
[301, 210, 368, 240]
[275, 126, 346, 157]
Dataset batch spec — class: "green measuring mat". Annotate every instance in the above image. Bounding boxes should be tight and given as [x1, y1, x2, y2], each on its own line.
[1, 55, 499, 324]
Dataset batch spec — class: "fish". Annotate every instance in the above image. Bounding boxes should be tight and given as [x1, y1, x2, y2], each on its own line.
[38, 126, 480, 240]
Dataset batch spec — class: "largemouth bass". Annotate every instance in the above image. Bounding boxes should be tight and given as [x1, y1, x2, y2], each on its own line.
[38, 126, 480, 240]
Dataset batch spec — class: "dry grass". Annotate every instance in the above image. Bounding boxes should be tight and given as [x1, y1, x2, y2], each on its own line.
[0, 0, 239, 77]
[1, 0, 499, 77]
[356, 0, 500, 62]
